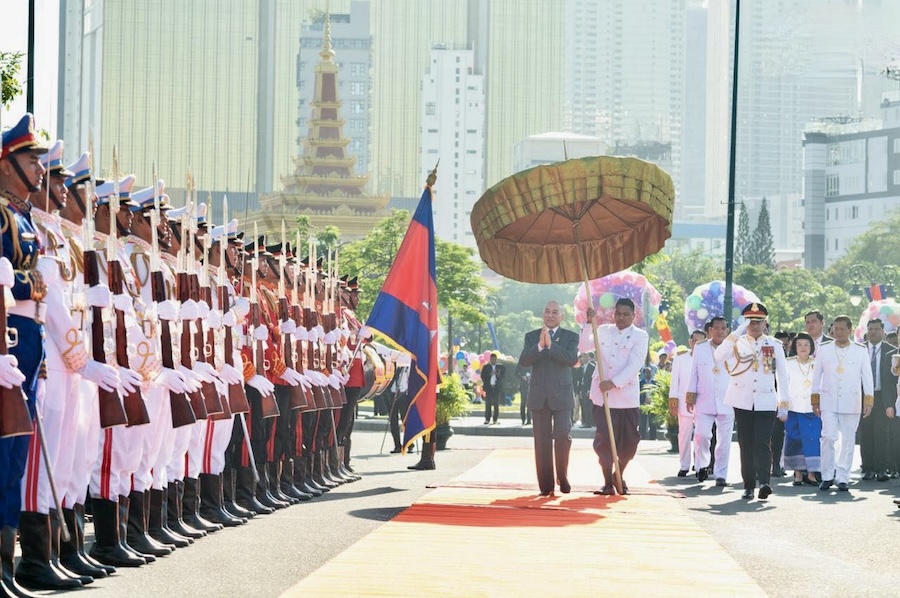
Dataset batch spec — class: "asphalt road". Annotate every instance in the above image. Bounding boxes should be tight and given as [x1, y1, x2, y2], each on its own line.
[41, 428, 900, 597]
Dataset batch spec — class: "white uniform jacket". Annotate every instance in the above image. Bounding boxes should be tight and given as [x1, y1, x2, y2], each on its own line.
[714, 333, 789, 411]
[810, 341, 874, 414]
[687, 340, 733, 416]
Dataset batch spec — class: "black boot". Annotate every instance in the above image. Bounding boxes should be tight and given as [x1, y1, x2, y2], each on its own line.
[408, 439, 436, 470]
[126, 491, 173, 557]
[299, 453, 326, 496]
[118, 496, 155, 563]
[255, 463, 289, 510]
[72, 504, 116, 575]
[182, 478, 223, 534]
[48, 509, 93, 585]
[268, 462, 299, 505]
[151, 488, 195, 546]
[313, 452, 338, 489]
[223, 468, 256, 518]
[59, 507, 109, 579]
[321, 449, 345, 486]
[1, 526, 40, 597]
[280, 458, 312, 501]
[87, 498, 145, 567]
[329, 447, 357, 483]
[337, 446, 361, 481]
[163, 483, 197, 545]
[198, 473, 246, 527]
[235, 466, 274, 515]
[13, 511, 82, 590]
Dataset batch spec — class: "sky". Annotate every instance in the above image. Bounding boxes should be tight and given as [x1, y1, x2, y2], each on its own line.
[1, 0, 60, 137]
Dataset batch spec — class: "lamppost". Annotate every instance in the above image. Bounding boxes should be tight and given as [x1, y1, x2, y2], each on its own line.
[848, 263, 900, 307]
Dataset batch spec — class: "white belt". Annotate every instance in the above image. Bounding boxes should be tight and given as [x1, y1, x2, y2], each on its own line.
[8, 299, 47, 324]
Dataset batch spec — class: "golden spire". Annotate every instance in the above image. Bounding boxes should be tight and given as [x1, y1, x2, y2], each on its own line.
[320, 0, 335, 62]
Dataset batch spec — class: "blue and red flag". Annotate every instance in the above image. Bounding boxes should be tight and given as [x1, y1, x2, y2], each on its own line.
[866, 284, 887, 302]
[365, 184, 439, 452]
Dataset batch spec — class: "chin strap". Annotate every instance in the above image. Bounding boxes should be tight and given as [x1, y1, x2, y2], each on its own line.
[69, 186, 87, 217]
[10, 154, 41, 193]
[48, 189, 64, 211]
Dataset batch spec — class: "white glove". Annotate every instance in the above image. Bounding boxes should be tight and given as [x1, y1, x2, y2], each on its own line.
[232, 297, 250, 321]
[218, 362, 243, 385]
[776, 407, 788, 421]
[0, 257, 13, 288]
[307, 370, 329, 386]
[197, 300, 210, 319]
[86, 284, 112, 308]
[280, 367, 303, 387]
[253, 325, 269, 341]
[279, 319, 296, 335]
[157, 299, 179, 322]
[207, 310, 222, 329]
[308, 328, 319, 342]
[180, 299, 198, 321]
[222, 311, 236, 327]
[0, 354, 25, 389]
[734, 319, 750, 336]
[158, 367, 189, 394]
[358, 325, 372, 340]
[193, 361, 220, 384]
[112, 293, 134, 315]
[118, 366, 142, 395]
[323, 331, 337, 345]
[247, 374, 275, 396]
[295, 326, 309, 341]
[80, 360, 120, 392]
[328, 373, 342, 389]
[177, 365, 203, 393]
[314, 325, 325, 339]
[341, 371, 350, 385]
[297, 373, 313, 390]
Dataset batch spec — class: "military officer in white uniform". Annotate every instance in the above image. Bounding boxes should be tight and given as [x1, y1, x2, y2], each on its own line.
[810, 315, 874, 491]
[714, 303, 789, 500]
[687, 317, 734, 486]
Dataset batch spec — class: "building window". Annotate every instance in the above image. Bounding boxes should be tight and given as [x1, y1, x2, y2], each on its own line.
[427, 128, 438, 133]
[851, 205, 858, 219]
[894, 169, 900, 185]
[350, 101, 365, 114]
[350, 82, 365, 96]
[825, 174, 839, 197]
[425, 102, 436, 116]
[894, 138, 900, 154]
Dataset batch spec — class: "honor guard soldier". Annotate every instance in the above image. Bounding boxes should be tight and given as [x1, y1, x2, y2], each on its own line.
[811, 315, 874, 491]
[714, 303, 789, 500]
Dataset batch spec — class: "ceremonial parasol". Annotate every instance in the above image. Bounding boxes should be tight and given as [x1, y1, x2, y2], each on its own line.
[471, 156, 675, 493]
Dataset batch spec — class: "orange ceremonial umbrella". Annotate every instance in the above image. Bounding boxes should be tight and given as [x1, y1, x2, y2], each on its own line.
[470, 156, 675, 493]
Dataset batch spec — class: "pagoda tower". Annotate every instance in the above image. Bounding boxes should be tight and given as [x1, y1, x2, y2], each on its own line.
[254, 10, 389, 239]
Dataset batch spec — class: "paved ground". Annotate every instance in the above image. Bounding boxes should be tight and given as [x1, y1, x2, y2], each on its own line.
[38, 426, 900, 597]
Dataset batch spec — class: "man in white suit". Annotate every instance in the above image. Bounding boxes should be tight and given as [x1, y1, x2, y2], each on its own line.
[669, 329, 706, 477]
[581, 298, 649, 495]
[811, 315, 874, 491]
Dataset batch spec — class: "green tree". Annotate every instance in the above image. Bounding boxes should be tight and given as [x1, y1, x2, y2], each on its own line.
[0, 51, 24, 107]
[735, 200, 751, 266]
[825, 206, 900, 287]
[749, 198, 775, 268]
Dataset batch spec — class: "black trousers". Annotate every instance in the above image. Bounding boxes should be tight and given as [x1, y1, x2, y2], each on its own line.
[860, 393, 892, 473]
[389, 392, 410, 449]
[531, 405, 572, 494]
[520, 386, 531, 424]
[770, 417, 785, 474]
[273, 385, 294, 461]
[734, 407, 776, 489]
[484, 389, 500, 423]
[579, 394, 593, 427]
[593, 406, 640, 479]
[337, 388, 362, 447]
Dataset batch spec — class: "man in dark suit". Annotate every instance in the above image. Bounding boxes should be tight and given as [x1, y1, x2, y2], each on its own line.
[804, 310, 832, 356]
[575, 353, 596, 427]
[481, 352, 505, 425]
[861, 318, 898, 480]
[518, 301, 579, 496]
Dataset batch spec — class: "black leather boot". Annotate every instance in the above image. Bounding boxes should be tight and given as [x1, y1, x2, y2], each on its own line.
[337, 446, 361, 481]
[269, 461, 299, 505]
[321, 449, 345, 486]
[117, 496, 155, 563]
[13, 511, 82, 590]
[73, 504, 116, 575]
[1, 526, 40, 597]
[87, 498, 145, 567]
[59, 507, 109, 579]
[151, 488, 195, 546]
[163, 484, 197, 545]
[198, 473, 246, 527]
[235, 466, 274, 515]
[312, 452, 338, 489]
[223, 468, 256, 518]
[298, 453, 325, 496]
[126, 491, 173, 557]
[280, 458, 312, 501]
[182, 478, 222, 534]
[255, 463, 289, 510]
[408, 439, 436, 470]
[330, 447, 357, 482]
[48, 509, 93, 585]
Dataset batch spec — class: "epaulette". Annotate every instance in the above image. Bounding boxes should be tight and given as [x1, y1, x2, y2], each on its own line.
[786, 355, 797, 361]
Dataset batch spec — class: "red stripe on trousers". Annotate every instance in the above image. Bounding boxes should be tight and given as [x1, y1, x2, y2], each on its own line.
[24, 420, 39, 511]
[101, 428, 113, 499]
[203, 420, 215, 473]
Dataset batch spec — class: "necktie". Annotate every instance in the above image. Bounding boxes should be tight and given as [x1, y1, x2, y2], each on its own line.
[871, 345, 878, 386]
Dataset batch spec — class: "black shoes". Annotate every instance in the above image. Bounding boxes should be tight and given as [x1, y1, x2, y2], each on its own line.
[758, 485, 772, 500]
[697, 468, 708, 483]
[741, 489, 753, 500]
[863, 471, 876, 481]
[715, 478, 727, 487]
[593, 485, 615, 496]
[558, 480, 571, 494]
[837, 482, 849, 491]
[677, 470, 689, 477]
[877, 472, 890, 482]
[819, 480, 834, 491]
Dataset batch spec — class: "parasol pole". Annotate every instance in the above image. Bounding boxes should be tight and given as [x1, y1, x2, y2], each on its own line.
[572, 223, 623, 495]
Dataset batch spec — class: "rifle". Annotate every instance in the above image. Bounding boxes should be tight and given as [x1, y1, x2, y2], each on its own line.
[303, 237, 328, 411]
[290, 231, 314, 412]
[251, 223, 279, 419]
[107, 149, 149, 426]
[279, 221, 308, 410]
[150, 173, 195, 428]
[322, 250, 345, 408]
[0, 266, 32, 438]
[194, 206, 227, 419]
[219, 198, 250, 414]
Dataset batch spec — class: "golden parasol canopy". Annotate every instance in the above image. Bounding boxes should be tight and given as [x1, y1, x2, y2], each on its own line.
[471, 156, 674, 284]
[471, 155, 675, 495]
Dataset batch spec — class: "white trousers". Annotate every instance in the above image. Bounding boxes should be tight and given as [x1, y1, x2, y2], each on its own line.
[152, 392, 175, 489]
[64, 379, 101, 506]
[166, 423, 192, 483]
[677, 414, 694, 472]
[820, 411, 859, 484]
[203, 416, 236, 475]
[693, 412, 734, 480]
[186, 419, 209, 478]
[132, 385, 167, 492]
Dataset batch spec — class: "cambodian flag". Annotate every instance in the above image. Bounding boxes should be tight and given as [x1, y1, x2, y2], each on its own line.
[365, 184, 438, 451]
[866, 284, 886, 302]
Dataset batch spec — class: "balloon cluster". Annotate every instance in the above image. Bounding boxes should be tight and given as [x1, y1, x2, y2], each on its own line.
[441, 350, 514, 384]
[683, 281, 760, 331]
[855, 299, 900, 342]
[573, 271, 661, 329]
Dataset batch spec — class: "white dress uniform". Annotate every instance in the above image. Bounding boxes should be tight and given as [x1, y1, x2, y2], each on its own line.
[811, 341, 874, 484]
[687, 339, 735, 481]
[667, 350, 694, 473]
[714, 334, 790, 412]
[579, 324, 648, 408]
